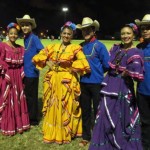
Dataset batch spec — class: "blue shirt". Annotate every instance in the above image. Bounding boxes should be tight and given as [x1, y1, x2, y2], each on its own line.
[137, 42, 150, 95]
[24, 33, 44, 77]
[80, 38, 109, 83]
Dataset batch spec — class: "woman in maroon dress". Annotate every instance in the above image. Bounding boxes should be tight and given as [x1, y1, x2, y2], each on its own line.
[0, 23, 30, 135]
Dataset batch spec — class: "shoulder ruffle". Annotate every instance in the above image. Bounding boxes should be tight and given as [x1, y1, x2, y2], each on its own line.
[126, 48, 144, 80]
[71, 45, 90, 75]
[0, 43, 24, 74]
[32, 44, 56, 70]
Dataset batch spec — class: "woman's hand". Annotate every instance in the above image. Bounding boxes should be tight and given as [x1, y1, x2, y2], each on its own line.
[121, 70, 128, 77]
[46, 60, 54, 70]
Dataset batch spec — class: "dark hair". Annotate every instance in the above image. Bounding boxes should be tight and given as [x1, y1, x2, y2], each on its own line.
[61, 26, 73, 32]
[121, 23, 139, 35]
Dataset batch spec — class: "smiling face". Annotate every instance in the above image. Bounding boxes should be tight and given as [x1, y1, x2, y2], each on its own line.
[140, 25, 150, 41]
[20, 22, 32, 35]
[60, 27, 73, 45]
[120, 26, 135, 47]
[7, 28, 18, 43]
[81, 26, 95, 42]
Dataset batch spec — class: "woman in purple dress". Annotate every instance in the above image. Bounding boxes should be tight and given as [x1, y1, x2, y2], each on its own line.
[89, 23, 144, 150]
[0, 23, 30, 135]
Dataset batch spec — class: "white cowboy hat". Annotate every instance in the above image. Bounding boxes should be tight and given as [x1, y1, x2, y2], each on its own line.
[76, 17, 100, 31]
[16, 14, 37, 29]
[135, 14, 150, 26]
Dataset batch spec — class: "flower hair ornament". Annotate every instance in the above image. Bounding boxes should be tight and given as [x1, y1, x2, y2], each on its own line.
[61, 21, 76, 31]
[7, 22, 20, 31]
[126, 23, 138, 35]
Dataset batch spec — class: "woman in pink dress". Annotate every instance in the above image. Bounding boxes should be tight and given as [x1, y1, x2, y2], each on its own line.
[0, 22, 30, 135]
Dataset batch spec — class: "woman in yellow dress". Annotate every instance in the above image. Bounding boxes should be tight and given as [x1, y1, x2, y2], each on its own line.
[32, 21, 90, 144]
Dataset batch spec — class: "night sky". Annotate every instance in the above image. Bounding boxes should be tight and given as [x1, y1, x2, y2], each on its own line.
[0, 0, 150, 38]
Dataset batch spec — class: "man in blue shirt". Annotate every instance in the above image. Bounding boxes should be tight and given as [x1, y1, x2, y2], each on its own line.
[76, 17, 110, 146]
[135, 14, 150, 150]
[16, 14, 44, 126]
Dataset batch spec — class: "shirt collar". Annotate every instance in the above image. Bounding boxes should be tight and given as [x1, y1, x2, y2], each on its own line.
[24, 32, 32, 38]
[90, 36, 96, 42]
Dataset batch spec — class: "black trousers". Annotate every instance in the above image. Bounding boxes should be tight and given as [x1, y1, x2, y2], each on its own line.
[80, 83, 102, 141]
[24, 77, 39, 125]
[137, 92, 150, 149]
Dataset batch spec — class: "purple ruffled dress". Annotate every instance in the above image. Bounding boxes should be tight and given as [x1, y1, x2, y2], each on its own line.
[89, 44, 144, 150]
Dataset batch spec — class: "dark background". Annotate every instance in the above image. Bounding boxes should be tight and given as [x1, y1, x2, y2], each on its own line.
[0, 0, 150, 39]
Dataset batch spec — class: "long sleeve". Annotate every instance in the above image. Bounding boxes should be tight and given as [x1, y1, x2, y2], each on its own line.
[0, 43, 7, 74]
[32, 44, 55, 70]
[126, 49, 144, 81]
[97, 43, 110, 72]
[34, 36, 44, 52]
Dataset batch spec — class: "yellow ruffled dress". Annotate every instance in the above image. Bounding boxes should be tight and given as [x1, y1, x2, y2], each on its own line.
[32, 43, 90, 144]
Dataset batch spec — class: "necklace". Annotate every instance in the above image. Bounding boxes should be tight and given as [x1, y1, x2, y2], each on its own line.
[112, 44, 134, 65]
[56, 44, 67, 59]
[112, 49, 127, 74]
[25, 36, 32, 51]
[54, 43, 68, 71]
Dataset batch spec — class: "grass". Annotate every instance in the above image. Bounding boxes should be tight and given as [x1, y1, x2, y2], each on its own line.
[0, 39, 139, 150]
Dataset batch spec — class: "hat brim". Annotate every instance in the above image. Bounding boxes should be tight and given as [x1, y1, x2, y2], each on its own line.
[76, 21, 100, 31]
[135, 19, 150, 26]
[16, 18, 37, 29]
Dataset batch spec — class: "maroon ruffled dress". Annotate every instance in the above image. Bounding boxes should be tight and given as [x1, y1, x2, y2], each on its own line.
[0, 42, 30, 135]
